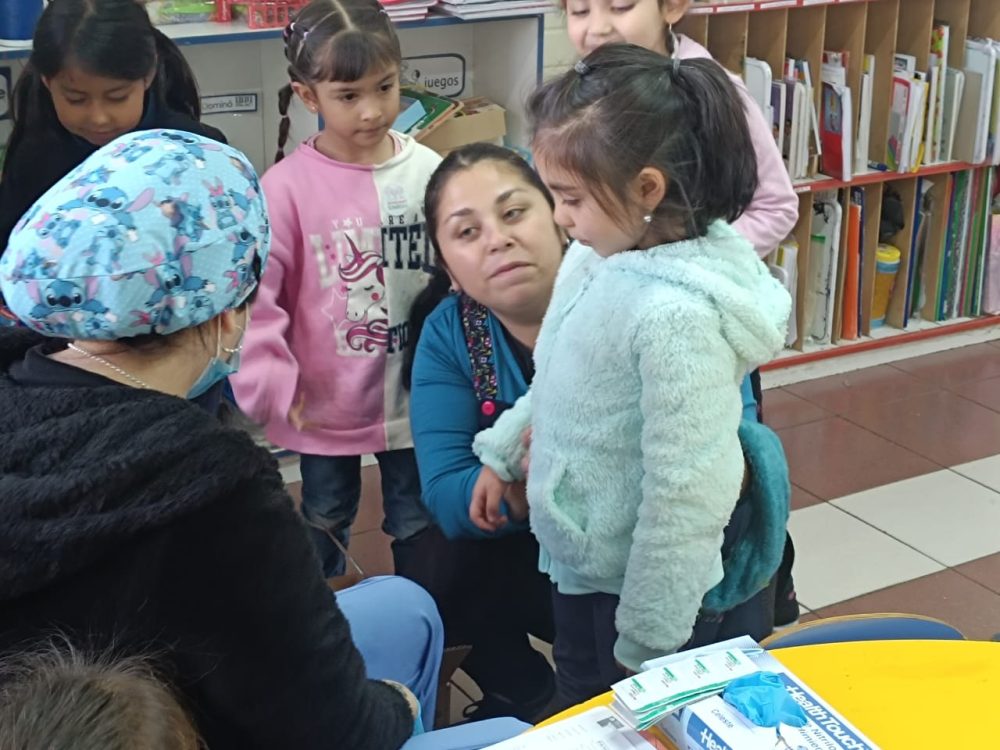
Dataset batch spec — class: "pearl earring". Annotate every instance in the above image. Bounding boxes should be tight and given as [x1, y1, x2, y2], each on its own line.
[643, 215, 653, 224]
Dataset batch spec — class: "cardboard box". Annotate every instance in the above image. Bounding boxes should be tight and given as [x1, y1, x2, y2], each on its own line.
[420, 97, 507, 155]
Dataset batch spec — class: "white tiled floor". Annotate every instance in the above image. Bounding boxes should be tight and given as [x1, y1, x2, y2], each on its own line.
[787, 503, 944, 610]
[954, 454, 1000, 491]
[832, 470, 1000, 567]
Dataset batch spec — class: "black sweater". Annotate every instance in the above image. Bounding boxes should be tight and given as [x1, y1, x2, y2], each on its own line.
[0, 98, 226, 255]
[0, 329, 413, 749]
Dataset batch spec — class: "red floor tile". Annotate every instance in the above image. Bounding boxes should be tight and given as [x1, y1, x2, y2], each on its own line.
[347, 528, 395, 578]
[955, 553, 1000, 597]
[843, 389, 1000, 467]
[791, 484, 824, 510]
[784, 365, 937, 418]
[814, 569, 1000, 641]
[777, 417, 939, 500]
[763, 389, 830, 430]
[949, 376, 1000, 414]
[891, 343, 1000, 387]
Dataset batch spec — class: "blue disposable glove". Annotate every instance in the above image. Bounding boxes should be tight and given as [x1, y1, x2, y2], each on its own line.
[722, 672, 809, 728]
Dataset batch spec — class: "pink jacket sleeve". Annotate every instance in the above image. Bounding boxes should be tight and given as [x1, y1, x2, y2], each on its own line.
[231, 178, 301, 428]
[732, 84, 800, 259]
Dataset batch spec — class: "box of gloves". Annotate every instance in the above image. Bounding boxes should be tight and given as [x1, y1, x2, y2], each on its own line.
[642, 637, 882, 750]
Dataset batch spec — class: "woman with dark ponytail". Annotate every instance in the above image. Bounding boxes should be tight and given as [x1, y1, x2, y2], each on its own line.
[0, 0, 225, 255]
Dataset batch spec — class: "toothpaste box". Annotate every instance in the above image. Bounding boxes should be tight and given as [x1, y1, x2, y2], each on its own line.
[643, 637, 881, 750]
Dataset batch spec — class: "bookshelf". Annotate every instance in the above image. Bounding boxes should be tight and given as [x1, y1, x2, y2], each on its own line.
[0, 13, 546, 172]
[684, 0, 1000, 367]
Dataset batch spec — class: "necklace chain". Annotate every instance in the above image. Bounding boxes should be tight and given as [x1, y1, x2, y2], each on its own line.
[67, 343, 152, 390]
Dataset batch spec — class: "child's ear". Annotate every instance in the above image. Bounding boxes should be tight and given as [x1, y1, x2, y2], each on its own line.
[636, 167, 667, 214]
[660, 0, 691, 26]
[291, 82, 320, 114]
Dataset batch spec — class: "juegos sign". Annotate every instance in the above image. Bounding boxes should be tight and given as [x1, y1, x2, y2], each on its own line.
[402, 54, 467, 98]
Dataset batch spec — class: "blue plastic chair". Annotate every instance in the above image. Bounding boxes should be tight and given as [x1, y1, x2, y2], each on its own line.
[761, 613, 965, 650]
[402, 717, 531, 750]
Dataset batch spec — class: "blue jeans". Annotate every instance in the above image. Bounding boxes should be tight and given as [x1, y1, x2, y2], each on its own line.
[300, 449, 432, 577]
[338, 576, 444, 730]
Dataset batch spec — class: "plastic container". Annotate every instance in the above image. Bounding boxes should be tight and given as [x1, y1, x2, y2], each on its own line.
[216, 0, 308, 28]
[146, 1, 217, 25]
[871, 244, 901, 327]
[0, 0, 43, 41]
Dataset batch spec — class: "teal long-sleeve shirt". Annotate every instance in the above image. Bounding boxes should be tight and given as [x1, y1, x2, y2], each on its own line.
[408, 294, 759, 540]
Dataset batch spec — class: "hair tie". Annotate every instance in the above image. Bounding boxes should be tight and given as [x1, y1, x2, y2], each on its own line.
[574, 60, 590, 76]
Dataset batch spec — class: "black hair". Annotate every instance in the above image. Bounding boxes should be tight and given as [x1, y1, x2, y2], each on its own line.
[402, 143, 556, 390]
[2, 0, 203, 181]
[275, 0, 402, 162]
[529, 43, 758, 242]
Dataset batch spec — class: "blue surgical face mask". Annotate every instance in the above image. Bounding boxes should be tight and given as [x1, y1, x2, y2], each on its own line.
[187, 311, 248, 399]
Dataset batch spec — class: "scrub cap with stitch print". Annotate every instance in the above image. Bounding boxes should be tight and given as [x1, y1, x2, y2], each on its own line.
[0, 129, 270, 340]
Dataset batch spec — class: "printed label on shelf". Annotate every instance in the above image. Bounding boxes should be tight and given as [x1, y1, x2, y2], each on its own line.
[201, 92, 260, 116]
[402, 54, 467, 98]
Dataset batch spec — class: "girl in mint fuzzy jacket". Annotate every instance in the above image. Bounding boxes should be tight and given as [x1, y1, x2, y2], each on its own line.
[471, 44, 792, 709]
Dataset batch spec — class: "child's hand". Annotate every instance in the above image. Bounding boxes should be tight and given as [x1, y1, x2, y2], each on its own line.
[470, 466, 511, 532]
[288, 393, 312, 431]
[506, 480, 530, 522]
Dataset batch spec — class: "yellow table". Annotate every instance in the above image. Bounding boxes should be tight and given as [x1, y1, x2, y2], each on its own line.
[541, 640, 1000, 748]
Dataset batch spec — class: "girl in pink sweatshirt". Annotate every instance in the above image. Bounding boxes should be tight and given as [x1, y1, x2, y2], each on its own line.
[560, 0, 798, 258]
[233, 0, 441, 578]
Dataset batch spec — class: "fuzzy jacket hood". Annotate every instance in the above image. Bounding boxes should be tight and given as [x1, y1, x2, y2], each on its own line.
[0, 328, 277, 602]
[617, 221, 791, 366]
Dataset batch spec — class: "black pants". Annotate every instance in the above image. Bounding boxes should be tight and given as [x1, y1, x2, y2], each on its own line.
[549, 579, 776, 712]
[393, 526, 555, 706]
[547, 494, 776, 712]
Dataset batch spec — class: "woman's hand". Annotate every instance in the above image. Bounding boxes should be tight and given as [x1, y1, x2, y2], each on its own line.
[470, 466, 512, 532]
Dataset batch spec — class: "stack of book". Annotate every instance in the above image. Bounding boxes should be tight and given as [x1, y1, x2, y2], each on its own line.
[381, 0, 438, 22]
[434, 0, 554, 21]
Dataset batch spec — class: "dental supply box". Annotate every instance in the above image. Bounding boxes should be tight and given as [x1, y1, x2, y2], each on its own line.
[642, 637, 882, 750]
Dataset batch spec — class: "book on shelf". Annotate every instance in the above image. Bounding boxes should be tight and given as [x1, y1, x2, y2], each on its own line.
[942, 68, 967, 162]
[840, 189, 863, 340]
[856, 54, 875, 175]
[930, 20, 950, 163]
[771, 80, 787, 155]
[807, 192, 843, 344]
[959, 39, 997, 165]
[982, 191, 1000, 314]
[768, 237, 799, 347]
[395, 87, 462, 141]
[743, 57, 773, 123]
[820, 50, 853, 181]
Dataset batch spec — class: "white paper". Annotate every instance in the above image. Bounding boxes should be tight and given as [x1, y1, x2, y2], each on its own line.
[485, 707, 655, 749]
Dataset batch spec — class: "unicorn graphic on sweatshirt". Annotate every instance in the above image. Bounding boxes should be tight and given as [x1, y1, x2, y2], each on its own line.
[328, 234, 389, 355]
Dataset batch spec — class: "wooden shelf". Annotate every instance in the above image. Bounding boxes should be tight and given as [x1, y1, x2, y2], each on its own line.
[793, 161, 978, 194]
[0, 11, 550, 59]
[690, 0, 877, 14]
[765, 315, 1000, 370]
